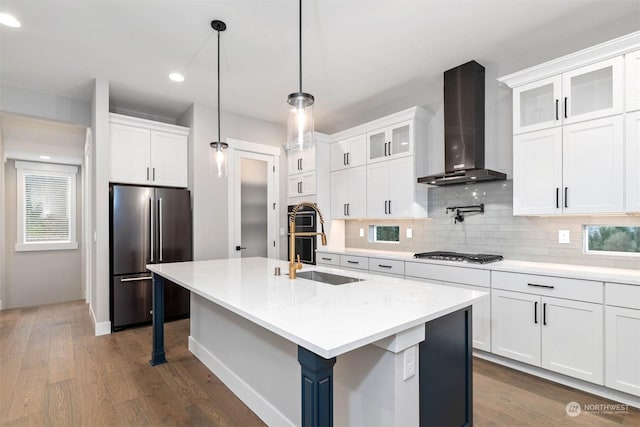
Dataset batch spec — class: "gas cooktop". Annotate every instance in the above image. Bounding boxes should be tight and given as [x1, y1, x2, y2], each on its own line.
[414, 251, 503, 264]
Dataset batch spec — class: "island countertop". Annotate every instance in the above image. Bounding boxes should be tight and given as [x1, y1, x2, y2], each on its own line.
[147, 257, 486, 359]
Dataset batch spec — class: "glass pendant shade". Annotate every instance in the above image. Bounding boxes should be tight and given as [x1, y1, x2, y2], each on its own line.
[210, 141, 228, 178]
[286, 92, 314, 151]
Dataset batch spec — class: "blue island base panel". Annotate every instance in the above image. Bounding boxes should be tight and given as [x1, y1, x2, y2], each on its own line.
[298, 346, 337, 427]
[150, 273, 167, 366]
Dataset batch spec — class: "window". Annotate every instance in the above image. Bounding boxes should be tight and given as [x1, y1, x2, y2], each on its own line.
[368, 225, 400, 243]
[15, 161, 78, 251]
[584, 225, 640, 256]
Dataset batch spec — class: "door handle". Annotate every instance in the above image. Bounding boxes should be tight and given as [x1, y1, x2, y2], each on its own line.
[564, 97, 568, 119]
[347, 203, 350, 216]
[146, 167, 150, 181]
[121, 276, 153, 282]
[543, 303, 547, 326]
[534, 301, 538, 324]
[388, 200, 391, 214]
[384, 200, 388, 214]
[236, 245, 247, 251]
[149, 197, 155, 262]
[347, 260, 359, 264]
[387, 142, 391, 156]
[564, 187, 568, 208]
[158, 198, 163, 262]
[152, 167, 156, 181]
[378, 264, 392, 268]
[555, 99, 559, 121]
[344, 203, 347, 217]
[343, 153, 347, 166]
[346, 152, 350, 165]
[556, 188, 559, 209]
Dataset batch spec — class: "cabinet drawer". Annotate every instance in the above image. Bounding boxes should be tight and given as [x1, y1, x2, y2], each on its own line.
[340, 255, 368, 270]
[606, 282, 640, 310]
[316, 253, 340, 267]
[405, 262, 490, 288]
[492, 271, 602, 303]
[369, 258, 405, 276]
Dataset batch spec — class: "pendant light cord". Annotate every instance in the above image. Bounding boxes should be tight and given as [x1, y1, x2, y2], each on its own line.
[217, 28, 221, 144]
[298, 0, 302, 93]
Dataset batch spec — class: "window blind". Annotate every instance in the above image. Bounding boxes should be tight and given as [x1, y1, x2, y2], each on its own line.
[24, 173, 71, 242]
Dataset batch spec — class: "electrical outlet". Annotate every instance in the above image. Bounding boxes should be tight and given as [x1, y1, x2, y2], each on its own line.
[406, 228, 413, 238]
[359, 228, 364, 237]
[403, 346, 416, 380]
[559, 229, 570, 244]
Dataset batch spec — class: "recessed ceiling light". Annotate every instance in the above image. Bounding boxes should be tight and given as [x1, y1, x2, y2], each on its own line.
[0, 13, 21, 28]
[169, 72, 184, 82]
[39, 155, 51, 160]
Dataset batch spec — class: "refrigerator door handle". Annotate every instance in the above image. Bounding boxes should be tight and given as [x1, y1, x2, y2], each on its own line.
[149, 197, 155, 262]
[158, 197, 164, 262]
[121, 276, 153, 282]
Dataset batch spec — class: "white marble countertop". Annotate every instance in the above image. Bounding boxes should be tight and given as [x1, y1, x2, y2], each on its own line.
[317, 248, 640, 286]
[147, 257, 486, 359]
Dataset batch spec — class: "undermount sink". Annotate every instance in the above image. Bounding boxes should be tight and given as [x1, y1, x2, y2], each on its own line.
[294, 270, 364, 285]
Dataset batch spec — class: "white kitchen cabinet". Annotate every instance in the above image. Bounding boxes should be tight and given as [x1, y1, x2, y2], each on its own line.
[366, 156, 414, 218]
[366, 120, 413, 164]
[626, 50, 640, 112]
[605, 282, 640, 397]
[287, 147, 316, 176]
[512, 115, 623, 215]
[109, 113, 188, 188]
[626, 111, 640, 212]
[330, 134, 366, 171]
[492, 272, 604, 385]
[287, 171, 316, 198]
[330, 166, 366, 219]
[511, 57, 623, 135]
[442, 281, 491, 352]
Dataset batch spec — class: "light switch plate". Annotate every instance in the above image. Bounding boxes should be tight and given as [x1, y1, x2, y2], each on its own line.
[403, 346, 416, 380]
[559, 230, 570, 244]
[279, 227, 285, 236]
[406, 228, 413, 239]
[359, 228, 364, 237]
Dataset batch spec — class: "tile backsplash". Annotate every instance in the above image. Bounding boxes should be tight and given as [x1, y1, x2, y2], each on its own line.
[344, 180, 640, 270]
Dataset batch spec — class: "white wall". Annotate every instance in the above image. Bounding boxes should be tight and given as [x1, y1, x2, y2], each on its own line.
[0, 127, 5, 310]
[180, 104, 287, 261]
[0, 85, 91, 126]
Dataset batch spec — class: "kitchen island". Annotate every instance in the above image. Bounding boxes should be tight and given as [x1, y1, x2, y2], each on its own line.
[146, 257, 487, 426]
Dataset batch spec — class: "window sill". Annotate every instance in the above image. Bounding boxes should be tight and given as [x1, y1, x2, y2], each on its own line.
[15, 241, 78, 252]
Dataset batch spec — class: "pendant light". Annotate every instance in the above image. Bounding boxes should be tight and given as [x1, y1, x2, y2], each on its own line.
[286, 0, 314, 152]
[210, 19, 228, 178]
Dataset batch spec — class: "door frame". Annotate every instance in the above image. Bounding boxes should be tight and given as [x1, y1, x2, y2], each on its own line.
[226, 138, 280, 259]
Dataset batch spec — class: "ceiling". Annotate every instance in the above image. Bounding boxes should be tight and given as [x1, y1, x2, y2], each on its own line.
[1, 1, 639, 133]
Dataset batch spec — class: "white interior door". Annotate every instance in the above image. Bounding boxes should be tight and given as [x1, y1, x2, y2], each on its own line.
[228, 142, 279, 259]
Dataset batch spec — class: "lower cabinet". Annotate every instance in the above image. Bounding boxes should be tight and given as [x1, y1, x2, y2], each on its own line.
[442, 281, 491, 352]
[492, 289, 603, 384]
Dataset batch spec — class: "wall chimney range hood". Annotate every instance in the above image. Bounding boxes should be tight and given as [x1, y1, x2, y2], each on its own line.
[418, 60, 506, 186]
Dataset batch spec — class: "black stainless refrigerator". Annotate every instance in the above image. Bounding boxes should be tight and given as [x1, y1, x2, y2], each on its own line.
[109, 184, 192, 331]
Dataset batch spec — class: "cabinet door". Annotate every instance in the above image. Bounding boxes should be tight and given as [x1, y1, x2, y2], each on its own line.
[513, 76, 562, 134]
[389, 120, 413, 158]
[605, 306, 640, 396]
[443, 281, 491, 352]
[562, 115, 623, 214]
[513, 128, 562, 215]
[541, 297, 603, 385]
[288, 175, 301, 198]
[330, 170, 348, 219]
[110, 123, 150, 185]
[626, 50, 640, 112]
[347, 166, 367, 218]
[287, 151, 301, 175]
[347, 134, 367, 168]
[150, 131, 187, 187]
[562, 56, 623, 124]
[366, 162, 389, 217]
[330, 140, 349, 171]
[491, 289, 541, 366]
[287, 148, 315, 175]
[300, 171, 316, 196]
[627, 111, 640, 212]
[367, 127, 388, 163]
[387, 156, 414, 218]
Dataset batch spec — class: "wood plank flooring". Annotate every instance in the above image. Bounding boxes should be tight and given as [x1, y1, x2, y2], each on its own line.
[1, 300, 639, 426]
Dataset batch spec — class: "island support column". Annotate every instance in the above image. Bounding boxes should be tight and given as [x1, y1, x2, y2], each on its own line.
[298, 346, 337, 427]
[150, 273, 167, 366]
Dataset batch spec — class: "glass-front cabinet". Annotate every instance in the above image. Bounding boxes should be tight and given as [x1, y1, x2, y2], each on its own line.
[366, 120, 413, 163]
[512, 57, 623, 135]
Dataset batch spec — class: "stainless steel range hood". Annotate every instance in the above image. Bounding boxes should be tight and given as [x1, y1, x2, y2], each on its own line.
[418, 60, 506, 186]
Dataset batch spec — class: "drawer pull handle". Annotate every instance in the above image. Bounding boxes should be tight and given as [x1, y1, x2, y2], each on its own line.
[378, 264, 393, 268]
[121, 276, 153, 282]
[347, 260, 359, 264]
[321, 257, 332, 261]
[527, 283, 555, 289]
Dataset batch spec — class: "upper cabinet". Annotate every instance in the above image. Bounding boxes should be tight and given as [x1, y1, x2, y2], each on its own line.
[110, 113, 189, 188]
[512, 57, 623, 135]
[287, 147, 316, 176]
[286, 133, 331, 206]
[500, 31, 639, 215]
[330, 134, 366, 171]
[626, 49, 640, 112]
[366, 120, 413, 163]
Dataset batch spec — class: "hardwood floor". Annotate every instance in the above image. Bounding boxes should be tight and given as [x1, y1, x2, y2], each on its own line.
[1, 300, 639, 426]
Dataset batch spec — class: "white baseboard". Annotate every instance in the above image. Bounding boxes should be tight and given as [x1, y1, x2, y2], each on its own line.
[189, 336, 295, 427]
[89, 304, 111, 336]
[474, 351, 640, 409]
